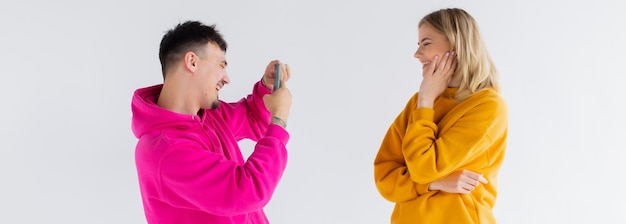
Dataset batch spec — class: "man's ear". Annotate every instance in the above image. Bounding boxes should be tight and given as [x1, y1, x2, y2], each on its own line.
[183, 51, 198, 72]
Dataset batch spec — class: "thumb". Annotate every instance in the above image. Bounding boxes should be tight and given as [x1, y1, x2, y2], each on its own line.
[278, 78, 286, 88]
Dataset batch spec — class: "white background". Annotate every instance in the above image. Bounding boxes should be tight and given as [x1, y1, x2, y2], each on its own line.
[1, 0, 625, 223]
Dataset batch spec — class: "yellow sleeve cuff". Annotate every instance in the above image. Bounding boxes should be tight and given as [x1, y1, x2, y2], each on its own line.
[416, 183, 430, 195]
[410, 107, 435, 124]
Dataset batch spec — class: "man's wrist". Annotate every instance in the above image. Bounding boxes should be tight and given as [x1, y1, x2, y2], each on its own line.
[271, 116, 287, 129]
[261, 78, 271, 91]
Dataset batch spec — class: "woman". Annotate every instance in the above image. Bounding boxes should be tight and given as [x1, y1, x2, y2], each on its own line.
[374, 8, 508, 223]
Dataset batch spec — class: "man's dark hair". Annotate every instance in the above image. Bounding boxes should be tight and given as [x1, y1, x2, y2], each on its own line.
[159, 21, 228, 78]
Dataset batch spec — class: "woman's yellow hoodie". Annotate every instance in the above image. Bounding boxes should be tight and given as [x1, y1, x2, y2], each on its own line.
[374, 87, 508, 224]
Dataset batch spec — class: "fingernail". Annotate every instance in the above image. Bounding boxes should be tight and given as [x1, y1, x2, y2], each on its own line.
[445, 51, 449, 56]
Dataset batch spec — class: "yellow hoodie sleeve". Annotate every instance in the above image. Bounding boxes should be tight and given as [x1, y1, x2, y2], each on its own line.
[374, 95, 432, 202]
[403, 92, 507, 184]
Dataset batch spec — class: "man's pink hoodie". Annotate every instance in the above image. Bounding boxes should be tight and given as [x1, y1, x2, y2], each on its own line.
[131, 81, 288, 224]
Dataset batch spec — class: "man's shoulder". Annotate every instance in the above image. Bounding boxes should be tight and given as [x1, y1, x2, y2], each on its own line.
[139, 129, 208, 149]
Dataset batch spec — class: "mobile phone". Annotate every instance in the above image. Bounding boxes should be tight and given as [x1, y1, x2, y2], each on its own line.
[274, 63, 281, 91]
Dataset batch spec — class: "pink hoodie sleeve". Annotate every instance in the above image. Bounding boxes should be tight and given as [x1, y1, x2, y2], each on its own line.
[216, 80, 272, 141]
[158, 125, 289, 216]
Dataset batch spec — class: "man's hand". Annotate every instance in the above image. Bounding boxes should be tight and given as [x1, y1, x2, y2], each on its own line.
[262, 60, 291, 91]
[262, 60, 292, 128]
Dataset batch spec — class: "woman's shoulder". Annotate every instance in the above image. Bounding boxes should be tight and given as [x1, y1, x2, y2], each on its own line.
[460, 88, 508, 114]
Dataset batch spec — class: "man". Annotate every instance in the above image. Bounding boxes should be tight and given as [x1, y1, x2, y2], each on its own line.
[131, 21, 292, 224]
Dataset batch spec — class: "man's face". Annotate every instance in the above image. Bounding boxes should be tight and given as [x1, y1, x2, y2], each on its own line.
[414, 23, 451, 72]
[195, 42, 229, 110]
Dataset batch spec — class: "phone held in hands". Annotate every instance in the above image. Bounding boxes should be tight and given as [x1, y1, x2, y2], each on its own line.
[274, 63, 281, 91]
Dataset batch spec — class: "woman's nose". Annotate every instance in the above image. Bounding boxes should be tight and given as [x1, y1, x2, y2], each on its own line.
[414, 48, 422, 59]
[413, 47, 422, 58]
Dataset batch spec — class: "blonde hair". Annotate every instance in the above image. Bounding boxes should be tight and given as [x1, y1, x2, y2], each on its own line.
[419, 8, 499, 101]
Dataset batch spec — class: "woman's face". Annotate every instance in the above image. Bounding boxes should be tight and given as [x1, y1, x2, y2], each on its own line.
[414, 23, 451, 71]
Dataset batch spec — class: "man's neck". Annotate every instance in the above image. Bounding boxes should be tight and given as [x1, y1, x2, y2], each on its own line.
[157, 78, 200, 115]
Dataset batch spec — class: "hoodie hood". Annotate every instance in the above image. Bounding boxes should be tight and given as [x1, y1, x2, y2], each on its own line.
[131, 84, 200, 138]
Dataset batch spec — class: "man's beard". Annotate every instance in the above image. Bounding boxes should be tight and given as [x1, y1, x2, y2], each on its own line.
[210, 99, 220, 110]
